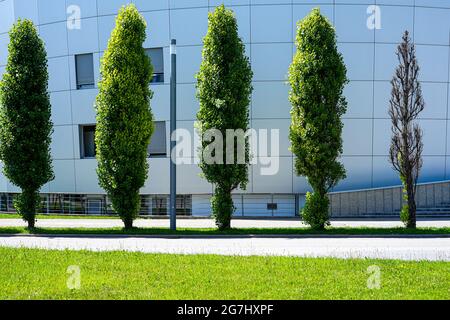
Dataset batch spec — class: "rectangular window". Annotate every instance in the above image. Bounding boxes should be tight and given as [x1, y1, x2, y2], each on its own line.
[148, 121, 167, 157]
[80, 125, 96, 158]
[145, 48, 164, 83]
[75, 53, 95, 89]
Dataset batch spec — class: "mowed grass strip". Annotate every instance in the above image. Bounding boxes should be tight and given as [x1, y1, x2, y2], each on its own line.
[0, 214, 119, 220]
[0, 226, 449, 236]
[0, 247, 448, 300]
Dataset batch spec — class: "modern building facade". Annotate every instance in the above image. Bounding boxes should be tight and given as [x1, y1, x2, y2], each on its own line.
[0, 0, 449, 216]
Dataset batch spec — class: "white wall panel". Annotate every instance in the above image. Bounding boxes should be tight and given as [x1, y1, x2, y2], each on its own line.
[66, 0, 98, 19]
[135, 0, 169, 11]
[52, 125, 75, 160]
[372, 156, 401, 188]
[97, 0, 130, 16]
[420, 83, 448, 119]
[14, 0, 39, 24]
[339, 43, 374, 81]
[176, 45, 202, 83]
[152, 84, 170, 121]
[335, 156, 372, 191]
[416, 45, 449, 83]
[252, 156, 293, 193]
[342, 119, 373, 156]
[335, 0, 375, 3]
[210, 0, 249, 6]
[335, 4, 373, 42]
[49, 160, 76, 193]
[252, 4, 292, 43]
[177, 83, 198, 121]
[373, 119, 390, 156]
[421, 120, 446, 156]
[0, 34, 9, 66]
[376, 0, 412, 4]
[373, 81, 390, 118]
[374, 43, 398, 81]
[419, 156, 446, 183]
[343, 81, 374, 119]
[169, 0, 208, 9]
[177, 163, 212, 194]
[67, 17, 99, 54]
[252, 43, 292, 81]
[50, 91, 72, 125]
[38, 0, 66, 24]
[71, 89, 97, 124]
[170, 7, 208, 46]
[39, 22, 68, 58]
[142, 10, 170, 48]
[142, 158, 170, 194]
[48, 56, 71, 92]
[0, 0, 14, 34]
[253, 119, 291, 157]
[375, 5, 413, 43]
[415, 7, 450, 45]
[74, 159, 103, 193]
[252, 82, 291, 119]
[97, 15, 116, 51]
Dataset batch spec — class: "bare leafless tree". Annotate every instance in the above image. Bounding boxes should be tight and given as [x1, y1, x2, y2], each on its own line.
[389, 31, 425, 229]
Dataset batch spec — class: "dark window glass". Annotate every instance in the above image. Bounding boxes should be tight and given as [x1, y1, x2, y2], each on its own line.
[81, 125, 96, 158]
[75, 53, 95, 89]
[145, 48, 164, 83]
[148, 121, 167, 157]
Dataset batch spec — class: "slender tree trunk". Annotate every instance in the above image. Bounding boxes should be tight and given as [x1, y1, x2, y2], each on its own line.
[212, 185, 233, 231]
[405, 176, 417, 229]
[123, 216, 134, 230]
[20, 188, 38, 230]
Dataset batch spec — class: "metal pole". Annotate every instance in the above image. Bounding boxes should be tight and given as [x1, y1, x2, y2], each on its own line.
[170, 39, 177, 231]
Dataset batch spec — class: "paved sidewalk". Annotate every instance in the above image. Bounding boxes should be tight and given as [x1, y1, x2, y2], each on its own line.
[0, 218, 449, 229]
[0, 235, 449, 261]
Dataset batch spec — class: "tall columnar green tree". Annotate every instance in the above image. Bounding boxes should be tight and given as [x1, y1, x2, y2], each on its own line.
[95, 5, 154, 229]
[289, 9, 348, 230]
[0, 20, 54, 229]
[196, 5, 253, 230]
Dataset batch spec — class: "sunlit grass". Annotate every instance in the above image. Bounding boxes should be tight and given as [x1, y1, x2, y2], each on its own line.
[0, 247, 448, 300]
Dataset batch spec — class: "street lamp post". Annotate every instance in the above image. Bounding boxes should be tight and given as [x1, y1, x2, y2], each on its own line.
[170, 39, 177, 231]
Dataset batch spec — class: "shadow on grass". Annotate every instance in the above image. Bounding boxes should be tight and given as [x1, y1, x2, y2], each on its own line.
[0, 226, 448, 239]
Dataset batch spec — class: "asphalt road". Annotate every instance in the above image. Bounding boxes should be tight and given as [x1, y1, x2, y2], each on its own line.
[0, 235, 449, 261]
[0, 218, 450, 229]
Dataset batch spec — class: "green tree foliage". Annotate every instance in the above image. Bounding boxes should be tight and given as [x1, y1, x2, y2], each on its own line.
[289, 9, 348, 230]
[95, 5, 154, 229]
[0, 20, 54, 229]
[196, 5, 253, 230]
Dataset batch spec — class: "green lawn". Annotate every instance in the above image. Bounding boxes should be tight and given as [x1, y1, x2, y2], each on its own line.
[0, 213, 119, 220]
[0, 226, 449, 236]
[0, 247, 448, 300]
